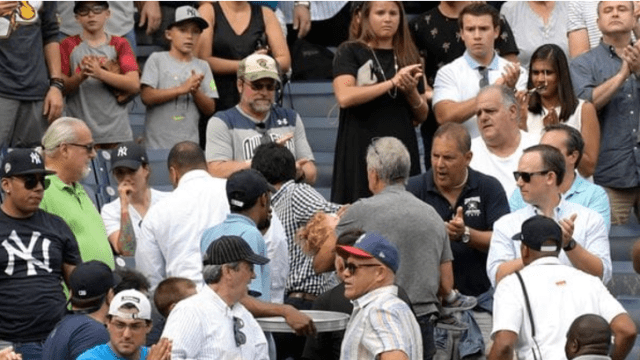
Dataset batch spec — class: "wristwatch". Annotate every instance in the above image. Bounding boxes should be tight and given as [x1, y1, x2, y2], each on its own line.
[563, 238, 577, 252]
[461, 226, 470, 244]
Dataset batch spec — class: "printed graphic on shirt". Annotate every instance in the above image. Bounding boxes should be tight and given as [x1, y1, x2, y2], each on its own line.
[2, 230, 52, 276]
[464, 197, 481, 217]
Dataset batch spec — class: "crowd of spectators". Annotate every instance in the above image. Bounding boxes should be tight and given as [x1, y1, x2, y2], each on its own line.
[2, 1, 640, 360]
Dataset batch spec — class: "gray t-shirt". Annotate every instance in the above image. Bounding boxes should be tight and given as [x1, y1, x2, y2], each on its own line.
[205, 106, 314, 162]
[336, 184, 453, 316]
[141, 52, 218, 149]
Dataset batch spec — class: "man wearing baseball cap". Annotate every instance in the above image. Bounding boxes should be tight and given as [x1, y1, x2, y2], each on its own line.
[78, 289, 171, 360]
[205, 53, 317, 185]
[101, 142, 169, 256]
[163, 236, 271, 359]
[0, 149, 82, 359]
[43, 261, 117, 360]
[490, 216, 636, 360]
[336, 232, 423, 360]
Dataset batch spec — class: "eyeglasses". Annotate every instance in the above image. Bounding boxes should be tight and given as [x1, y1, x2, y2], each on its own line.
[76, 4, 108, 16]
[66, 142, 95, 153]
[513, 170, 550, 183]
[13, 174, 48, 190]
[344, 261, 382, 275]
[244, 80, 277, 92]
[233, 316, 246, 347]
[111, 320, 147, 333]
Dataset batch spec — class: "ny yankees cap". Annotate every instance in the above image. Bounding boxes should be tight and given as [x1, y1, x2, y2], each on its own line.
[0, 149, 55, 178]
[70, 261, 118, 301]
[238, 54, 281, 83]
[226, 169, 276, 211]
[203, 235, 270, 266]
[109, 289, 152, 320]
[169, 5, 208, 30]
[111, 142, 148, 171]
[337, 232, 400, 273]
[512, 215, 562, 252]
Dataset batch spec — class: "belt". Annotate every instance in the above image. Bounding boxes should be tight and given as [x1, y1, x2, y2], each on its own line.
[287, 292, 317, 302]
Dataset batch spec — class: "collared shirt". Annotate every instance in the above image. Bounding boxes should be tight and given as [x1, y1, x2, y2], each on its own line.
[77, 343, 149, 360]
[262, 213, 289, 303]
[571, 41, 640, 188]
[433, 51, 527, 139]
[279, 1, 348, 23]
[509, 172, 611, 231]
[200, 213, 271, 302]
[340, 285, 422, 360]
[492, 257, 625, 360]
[162, 285, 269, 360]
[407, 167, 510, 296]
[41, 175, 114, 269]
[271, 180, 341, 296]
[486, 200, 612, 288]
[336, 184, 453, 316]
[101, 188, 171, 242]
[136, 170, 229, 291]
[469, 130, 538, 198]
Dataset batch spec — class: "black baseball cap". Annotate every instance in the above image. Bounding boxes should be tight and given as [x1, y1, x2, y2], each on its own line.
[69, 261, 119, 301]
[73, 1, 109, 14]
[111, 142, 148, 171]
[512, 215, 562, 252]
[226, 169, 276, 211]
[0, 149, 55, 178]
[203, 235, 270, 266]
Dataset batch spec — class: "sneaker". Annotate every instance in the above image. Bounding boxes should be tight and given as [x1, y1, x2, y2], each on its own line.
[441, 291, 477, 315]
[435, 314, 468, 331]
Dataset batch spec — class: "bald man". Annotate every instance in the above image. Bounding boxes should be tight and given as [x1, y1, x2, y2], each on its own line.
[565, 314, 612, 360]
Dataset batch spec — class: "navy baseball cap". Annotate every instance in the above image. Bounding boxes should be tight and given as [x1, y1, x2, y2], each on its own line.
[512, 215, 562, 252]
[0, 149, 55, 178]
[69, 261, 118, 301]
[226, 169, 276, 210]
[203, 235, 270, 266]
[337, 233, 400, 273]
[111, 142, 148, 171]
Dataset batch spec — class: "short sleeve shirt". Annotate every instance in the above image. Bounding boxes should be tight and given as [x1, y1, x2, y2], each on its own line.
[0, 209, 81, 342]
[41, 175, 115, 269]
[101, 188, 170, 240]
[141, 51, 219, 149]
[78, 343, 149, 360]
[42, 313, 110, 360]
[60, 34, 138, 144]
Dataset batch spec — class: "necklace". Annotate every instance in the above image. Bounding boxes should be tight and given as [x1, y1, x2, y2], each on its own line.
[369, 47, 398, 99]
[452, 168, 468, 189]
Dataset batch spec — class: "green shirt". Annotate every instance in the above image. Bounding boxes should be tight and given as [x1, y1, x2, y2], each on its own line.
[40, 175, 115, 269]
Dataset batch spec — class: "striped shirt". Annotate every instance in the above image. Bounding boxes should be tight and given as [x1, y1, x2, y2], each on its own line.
[340, 285, 423, 360]
[567, 1, 601, 51]
[162, 285, 269, 360]
[278, 1, 348, 23]
[271, 180, 341, 296]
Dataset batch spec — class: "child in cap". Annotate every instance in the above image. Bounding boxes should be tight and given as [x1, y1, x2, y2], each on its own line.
[140, 6, 218, 150]
[60, 1, 140, 147]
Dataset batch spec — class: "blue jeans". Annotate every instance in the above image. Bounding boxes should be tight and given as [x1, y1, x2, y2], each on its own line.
[0, 340, 44, 360]
[416, 314, 436, 360]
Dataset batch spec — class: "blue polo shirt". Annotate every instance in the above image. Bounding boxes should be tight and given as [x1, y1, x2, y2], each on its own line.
[77, 343, 149, 360]
[509, 173, 610, 231]
[407, 168, 510, 296]
[200, 213, 271, 301]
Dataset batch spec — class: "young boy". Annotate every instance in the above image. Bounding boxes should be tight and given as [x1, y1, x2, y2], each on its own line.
[60, 1, 140, 147]
[140, 6, 218, 150]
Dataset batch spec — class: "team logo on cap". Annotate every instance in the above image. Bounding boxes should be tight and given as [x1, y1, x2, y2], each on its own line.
[257, 59, 268, 69]
[4, 163, 10, 174]
[30, 152, 40, 164]
[187, 7, 197, 17]
[117, 146, 127, 157]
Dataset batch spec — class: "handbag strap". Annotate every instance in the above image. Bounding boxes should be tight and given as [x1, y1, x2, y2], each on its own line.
[515, 271, 536, 337]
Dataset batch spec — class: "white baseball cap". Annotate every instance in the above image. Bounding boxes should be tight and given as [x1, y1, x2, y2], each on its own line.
[237, 54, 281, 83]
[109, 289, 152, 320]
[169, 6, 208, 30]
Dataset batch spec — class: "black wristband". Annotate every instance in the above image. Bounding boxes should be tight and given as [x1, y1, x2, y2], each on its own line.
[50, 78, 65, 92]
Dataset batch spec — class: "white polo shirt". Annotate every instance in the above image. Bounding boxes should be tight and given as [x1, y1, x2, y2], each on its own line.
[433, 51, 527, 139]
[492, 257, 625, 360]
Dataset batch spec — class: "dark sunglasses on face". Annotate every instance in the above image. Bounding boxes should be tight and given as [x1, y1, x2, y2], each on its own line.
[14, 174, 48, 190]
[66, 142, 95, 153]
[244, 80, 277, 92]
[76, 5, 108, 16]
[344, 261, 381, 275]
[513, 170, 550, 183]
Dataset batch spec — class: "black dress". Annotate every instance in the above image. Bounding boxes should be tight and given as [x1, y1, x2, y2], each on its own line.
[331, 41, 422, 205]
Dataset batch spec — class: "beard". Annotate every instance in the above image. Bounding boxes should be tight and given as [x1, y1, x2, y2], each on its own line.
[249, 98, 273, 114]
[257, 217, 271, 232]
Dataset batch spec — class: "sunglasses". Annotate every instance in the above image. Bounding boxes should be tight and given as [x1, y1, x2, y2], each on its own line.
[67, 142, 96, 153]
[244, 80, 277, 92]
[513, 170, 550, 183]
[344, 261, 381, 275]
[76, 4, 108, 16]
[233, 316, 246, 347]
[13, 174, 48, 190]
